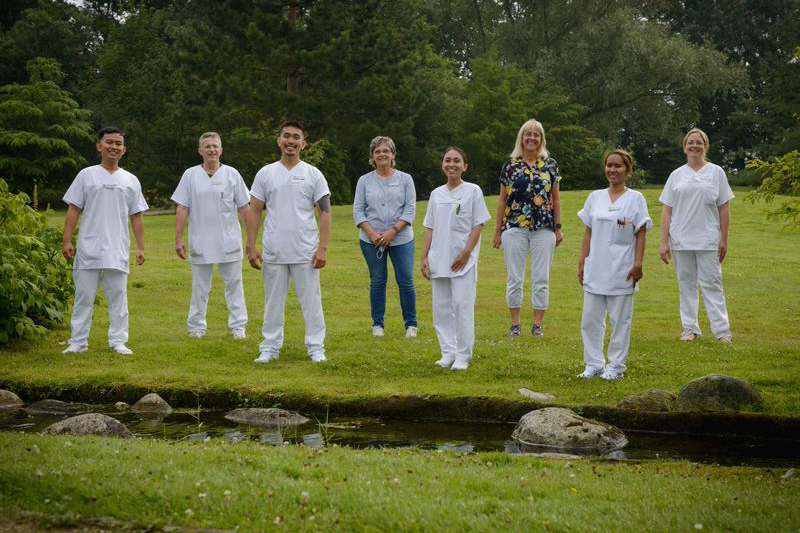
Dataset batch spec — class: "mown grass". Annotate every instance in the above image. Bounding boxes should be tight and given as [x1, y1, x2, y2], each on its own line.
[1, 432, 798, 532]
[1, 189, 798, 414]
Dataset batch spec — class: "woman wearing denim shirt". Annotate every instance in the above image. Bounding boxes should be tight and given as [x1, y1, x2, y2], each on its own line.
[353, 136, 418, 337]
[492, 119, 563, 338]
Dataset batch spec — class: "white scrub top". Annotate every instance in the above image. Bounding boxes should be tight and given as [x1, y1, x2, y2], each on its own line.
[423, 182, 490, 279]
[63, 165, 148, 273]
[659, 163, 734, 251]
[250, 161, 330, 264]
[578, 188, 652, 295]
[171, 164, 250, 264]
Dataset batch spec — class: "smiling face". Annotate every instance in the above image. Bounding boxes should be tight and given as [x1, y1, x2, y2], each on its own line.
[684, 131, 707, 160]
[198, 135, 222, 166]
[96, 133, 126, 165]
[372, 142, 395, 169]
[441, 149, 468, 181]
[277, 125, 306, 158]
[605, 153, 630, 187]
[522, 127, 542, 155]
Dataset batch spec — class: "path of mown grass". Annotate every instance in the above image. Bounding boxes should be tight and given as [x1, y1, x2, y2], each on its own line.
[1, 189, 798, 414]
[1, 432, 798, 532]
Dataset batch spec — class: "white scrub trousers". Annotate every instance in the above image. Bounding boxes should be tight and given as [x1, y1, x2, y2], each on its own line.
[431, 267, 477, 364]
[259, 262, 325, 358]
[581, 291, 634, 374]
[673, 250, 731, 338]
[502, 227, 556, 310]
[188, 261, 248, 334]
[69, 268, 128, 348]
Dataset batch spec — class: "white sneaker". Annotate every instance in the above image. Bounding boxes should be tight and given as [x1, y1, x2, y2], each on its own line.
[600, 369, 624, 380]
[188, 331, 205, 338]
[62, 343, 87, 354]
[718, 334, 732, 343]
[434, 356, 455, 368]
[253, 352, 274, 363]
[450, 359, 470, 371]
[232, 328, 246, 340]
[577, 367, 603, 379]
[679, 329, 698, 341]
[372, 326, 384, 337]
[310, 352, 327, 363]
[405, 326, 418, 338]
[112, 344, 133, 355]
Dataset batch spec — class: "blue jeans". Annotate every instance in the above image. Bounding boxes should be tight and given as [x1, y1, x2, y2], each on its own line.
[359, 239, 417, 328]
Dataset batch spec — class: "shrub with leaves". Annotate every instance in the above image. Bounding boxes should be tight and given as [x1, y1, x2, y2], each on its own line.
[0, 178, 72, 343]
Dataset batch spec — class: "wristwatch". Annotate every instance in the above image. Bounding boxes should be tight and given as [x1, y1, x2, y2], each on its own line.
[554, 223, 562, 229]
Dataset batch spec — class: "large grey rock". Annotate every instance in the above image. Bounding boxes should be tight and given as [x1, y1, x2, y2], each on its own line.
[225, 408, 309, 427]
[618, 389, 677, 412]
[511, 407, 627, 452]
[132, 393, 173, 413]
[676, 374, 762, 412]
[0, 389, 23, 407]
[41, 413, 133, 438]
[24, 399, 92, 416]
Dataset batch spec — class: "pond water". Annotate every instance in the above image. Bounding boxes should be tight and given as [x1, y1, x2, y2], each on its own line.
[1, 406, 798, 468]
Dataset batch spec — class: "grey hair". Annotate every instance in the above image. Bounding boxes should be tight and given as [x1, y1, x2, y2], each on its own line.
[198, 131, 222, 147]
[368, 136, 397, 168]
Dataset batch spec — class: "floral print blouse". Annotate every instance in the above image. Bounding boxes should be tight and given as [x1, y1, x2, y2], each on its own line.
[499, 156, 561, 232]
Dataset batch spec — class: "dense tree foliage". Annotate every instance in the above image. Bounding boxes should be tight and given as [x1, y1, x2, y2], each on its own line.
[0, 0, 796, 201]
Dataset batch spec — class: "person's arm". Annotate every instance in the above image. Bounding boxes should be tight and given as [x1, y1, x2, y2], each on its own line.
[237, 202, 250, 228]
[451, 223, 484, 272]
[312, 194, 332, 269]
[62, 204, 81, 259]
[130, 212, 145, 265]
[493, 185, 507, 248]
[659, 205, 672, 264]
[718, 201, 730, 263]
[246, 195, 264, 270]
[628, 227, 646, 286]
[578, 227, 591, 285]
[420, 227, 433, 280]
[552, 182, 563, 246]
[175, 204, 188, 259]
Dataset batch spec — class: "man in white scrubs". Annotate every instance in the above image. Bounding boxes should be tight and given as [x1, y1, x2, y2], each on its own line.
[61, 126, 148, 355]
[172, 132, 250, 339]
[245, 120, 332, 363]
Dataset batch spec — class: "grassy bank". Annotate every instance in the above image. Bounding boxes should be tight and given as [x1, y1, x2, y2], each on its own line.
[1, 189, 798, 414]
[1, 432, 797, 532]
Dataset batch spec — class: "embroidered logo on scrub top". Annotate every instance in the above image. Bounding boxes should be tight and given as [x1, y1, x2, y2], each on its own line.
[291, 175, 305, 182]
[103, 183, 121, 189]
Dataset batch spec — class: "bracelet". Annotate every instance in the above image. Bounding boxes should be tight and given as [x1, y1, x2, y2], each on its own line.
[391, 224, 401, 233]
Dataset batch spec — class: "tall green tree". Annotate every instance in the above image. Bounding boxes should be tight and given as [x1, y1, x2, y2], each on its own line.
[0, 58, 94, 202]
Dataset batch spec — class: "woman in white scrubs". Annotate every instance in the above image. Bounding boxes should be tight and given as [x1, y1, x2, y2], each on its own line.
[421, 147, 490, 371]
[577, 149, 651, 380]
[659, 128, 734, 342]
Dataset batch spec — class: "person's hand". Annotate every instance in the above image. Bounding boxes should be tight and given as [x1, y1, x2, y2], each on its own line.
[175, 238, 187, 260]
[380, 228, 397, 247]
[659, 243, 671, 264]
[578, 261, 584, 285]
[627, 264, 643, 287]
[492, 228, 502, 249]
[246, 244, 262, 270]
[451, 250, 470, 272]
[312, 247, 327, 269]
[718, 241, 728, 263]
[420, 256, 431, 280]
[135, 250, 145, 266]
[555, 228, 563, 247]
[370, 231, 382, 246]
[62, 241, 75, 260]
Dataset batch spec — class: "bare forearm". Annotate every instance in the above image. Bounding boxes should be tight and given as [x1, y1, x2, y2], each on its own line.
[421, 228, 433, 258]
[317, 210, 331, 250]
[719, 203, 730, 243]
[634, 228, 646, 267]
[130, 213, 145, 250]
[578, 228, 591, 263]
[463, 224, 484, 254]
[660, 207, 672, 245]
[63, 205, 81, 244]
[494, 188, 507, 232]
[175, 205, 188, 239]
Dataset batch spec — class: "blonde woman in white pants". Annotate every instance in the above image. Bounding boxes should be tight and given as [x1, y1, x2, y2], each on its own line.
[421, 147, 490, 371]
[659, 128, 734, 342]
[577, 149, 651, 380]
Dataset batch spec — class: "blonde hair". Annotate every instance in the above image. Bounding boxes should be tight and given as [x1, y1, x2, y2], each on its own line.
[603, 148, 634, 177]
[368, 136, 396, 168]
[510, 119, 549, 160]
[198, 131, 222, 147]
[683, 128, 709, 161]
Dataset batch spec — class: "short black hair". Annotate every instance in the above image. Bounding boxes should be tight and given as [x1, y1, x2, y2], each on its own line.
[278, 120, 306, 137]
[98, 126, 125, 141]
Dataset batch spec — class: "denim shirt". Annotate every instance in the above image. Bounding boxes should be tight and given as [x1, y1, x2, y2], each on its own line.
[353, 169, 416, 246]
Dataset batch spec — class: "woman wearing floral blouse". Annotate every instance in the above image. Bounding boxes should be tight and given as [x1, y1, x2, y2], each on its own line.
[492, 119, 563, 337]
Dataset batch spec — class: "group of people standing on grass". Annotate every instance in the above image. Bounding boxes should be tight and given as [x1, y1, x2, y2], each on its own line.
[60, 119, 734, 379]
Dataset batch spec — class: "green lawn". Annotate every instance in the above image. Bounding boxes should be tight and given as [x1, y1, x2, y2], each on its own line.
[1, 189, 799, 414]
[1, 432, 798, 532]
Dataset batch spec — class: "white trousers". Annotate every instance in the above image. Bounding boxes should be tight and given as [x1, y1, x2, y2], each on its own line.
[188, 261, 248, 333]
[431, 267, 477, 363]
[69, 268, 128, 347]
[581, 292, 634, 374]
[502, 227, 556, 310]
[259, 262, 325, 357]
[673, 250, 731, 338]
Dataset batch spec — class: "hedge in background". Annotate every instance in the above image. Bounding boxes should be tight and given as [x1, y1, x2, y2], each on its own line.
[0, 178, 71, 343]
